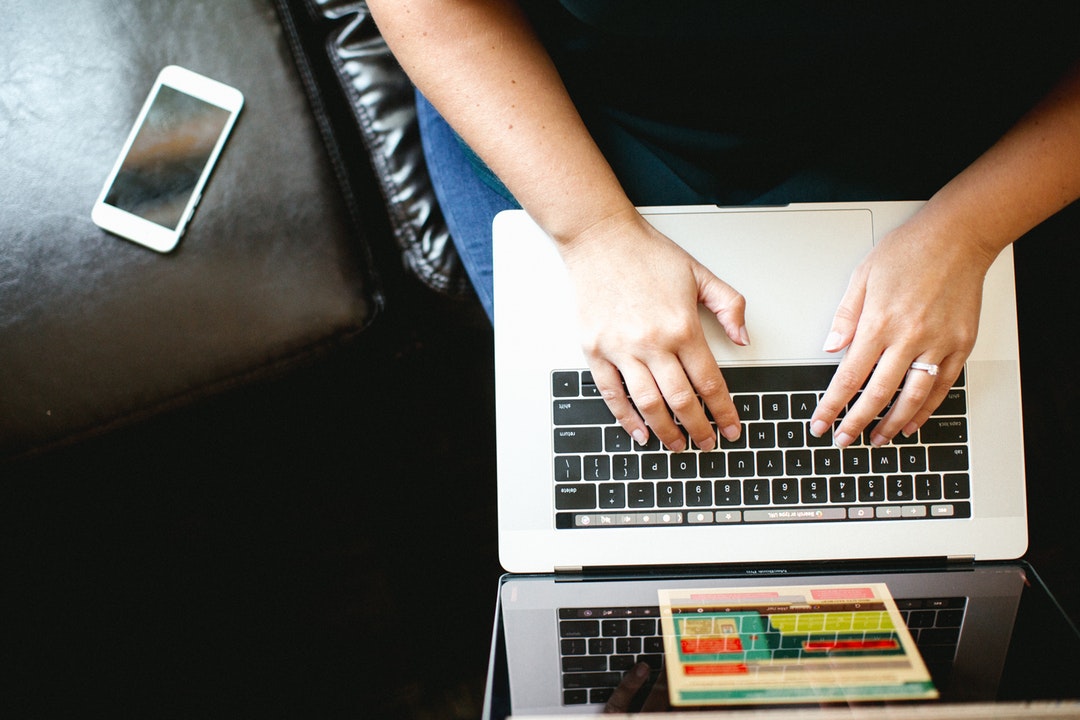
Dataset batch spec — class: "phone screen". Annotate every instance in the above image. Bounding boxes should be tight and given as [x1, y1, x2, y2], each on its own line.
[103, 85, 233, 231]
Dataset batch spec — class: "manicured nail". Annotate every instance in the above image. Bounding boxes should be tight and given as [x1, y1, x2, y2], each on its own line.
[809, 420, 830, 438]
[870, 433, 888, 447]
[833, 431, 854, 448]
[632, 428, 649, 446]
[698, 436, 716, 452]
[901, 421, 918, 438]
[738, 325, 750, 346]
[822, 331, 844, 352]
[721, 424, 741, 442]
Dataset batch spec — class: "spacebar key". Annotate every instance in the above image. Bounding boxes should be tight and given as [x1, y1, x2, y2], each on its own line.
[744, 508, 847, 522]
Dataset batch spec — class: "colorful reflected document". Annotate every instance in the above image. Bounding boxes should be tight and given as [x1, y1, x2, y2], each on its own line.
[658, 582, 938, 706]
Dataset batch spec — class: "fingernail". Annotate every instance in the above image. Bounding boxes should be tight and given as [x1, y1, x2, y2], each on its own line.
[833, 431, 853, 448]
[809, 420, 830, 438]
[632, 428, 649, 446]
[738, 325, 750, 346]
[634, 662, 650, 679]
[901, 421, 918, 438]
[822, 331, 844, 353]
[698, 436, 716, 452]
[721, 424, 741, 442]
[870, 433, 888, 447]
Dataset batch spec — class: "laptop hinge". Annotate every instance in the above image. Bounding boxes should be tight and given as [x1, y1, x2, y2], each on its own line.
[554, 566, 584, 579]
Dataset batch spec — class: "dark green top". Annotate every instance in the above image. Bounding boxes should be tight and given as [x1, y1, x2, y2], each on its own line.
[517, 1, 1080, 205]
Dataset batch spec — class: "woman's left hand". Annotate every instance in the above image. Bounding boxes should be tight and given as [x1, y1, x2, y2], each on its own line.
[810, 214, 996, 447]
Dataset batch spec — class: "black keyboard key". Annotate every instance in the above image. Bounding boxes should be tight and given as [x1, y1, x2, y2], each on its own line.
[748, 422, 776, 448]
[929, 445, 969, 471]
[871, 446, 898, 473]
[555, 456, 582, 482]
[670, 455, 697, 479]
[778, 421, 804, 447]
[563, 656, 607, 672]
[554, 399, 616, 426]
[698, 453, 725, 478]
[553, 371, 580, 397]
[801, 477, 827, 503]
[785, 449, 813, 475]
[762, 394, 789, 419]
[563, 672, 623, 690]
[934, 388, 967, 415]
[612, 455, 639, 481]
[556, 484, 596, 510]
[554, 427, 602, 453]
[734, 395, 760, 420]
[605, 426, 633, 452]
[843, 447, 869, 474]
[830, 476, 856, 502]
[887, 474, 914, 501]
[561, 620, 600, 638]
[641, 454, 668, 479]
[915, 474, 943, 501]
[657, 481, 684, 507]
[598, 483, 626, 509]
[920, 418, 968, 444]
[628, 483, 655, 508]
[728, 451, 755, 477]
[814, 448, 842, 475]
[900, 446, 927, 472]
[715, 480, 742, 505]
[791, 393, 817, 419]
[756, 450, 783, 476]
[944, 473, 970, 499]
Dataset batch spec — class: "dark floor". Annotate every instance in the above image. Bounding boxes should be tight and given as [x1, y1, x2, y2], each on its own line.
[4, 209, 1079, 718]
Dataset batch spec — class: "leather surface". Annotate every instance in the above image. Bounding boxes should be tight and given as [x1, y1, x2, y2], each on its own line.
[0, 0, 375, 458]
[283, 0, 468, 296]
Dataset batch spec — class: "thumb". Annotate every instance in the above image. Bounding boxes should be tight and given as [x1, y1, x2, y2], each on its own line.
[697, 265, 749, 347]
[824, 268, 868, 353]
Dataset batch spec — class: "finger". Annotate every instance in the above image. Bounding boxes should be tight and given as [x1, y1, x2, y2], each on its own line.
[620, 360, 685, 452]
[604, 662, 651, 714]
[589, 360, 650, 447]
[869, 356, 952, 445]
[864, 356, 941, 444]
[810, 337, 885, 441]
[678, 343, 740, 444]
[698, 269, 750, 346]
[899, 354, 968, 438]
[833, 349, 913, 448]
[823, 266, 868, 353]
[641, 357, 708, 452]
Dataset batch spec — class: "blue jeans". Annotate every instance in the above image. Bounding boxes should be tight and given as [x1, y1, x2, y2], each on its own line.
[416, 91, 518, 323]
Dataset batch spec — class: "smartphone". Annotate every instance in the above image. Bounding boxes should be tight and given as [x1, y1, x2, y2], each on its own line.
[92, 65, 243, 253]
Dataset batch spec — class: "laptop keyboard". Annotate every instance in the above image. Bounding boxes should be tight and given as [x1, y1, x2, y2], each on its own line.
[559, 596, 966, 706]
[552, 364, 971, 529]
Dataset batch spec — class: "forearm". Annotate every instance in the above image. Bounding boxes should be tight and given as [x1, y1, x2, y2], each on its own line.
[917, 61, 1080, 263]
[367, 0, 637, 245]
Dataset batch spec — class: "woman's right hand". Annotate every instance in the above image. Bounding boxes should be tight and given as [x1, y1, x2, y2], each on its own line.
[559, 208, 749, 453]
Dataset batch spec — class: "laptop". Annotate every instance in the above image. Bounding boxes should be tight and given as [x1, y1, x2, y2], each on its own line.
[492, 202, 1026, 573]
[484, 561, 1080, 717]
[484, 203, 1077, 716]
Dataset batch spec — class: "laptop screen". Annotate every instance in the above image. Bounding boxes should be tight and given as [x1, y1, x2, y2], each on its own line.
[484, 561, 1079, 718]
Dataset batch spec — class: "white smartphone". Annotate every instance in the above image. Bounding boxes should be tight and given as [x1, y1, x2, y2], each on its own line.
[92, 65, 243, 253]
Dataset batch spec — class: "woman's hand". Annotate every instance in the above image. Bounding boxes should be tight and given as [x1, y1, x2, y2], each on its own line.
[560, 209, 749, 453]
[810, 214, 995, 447]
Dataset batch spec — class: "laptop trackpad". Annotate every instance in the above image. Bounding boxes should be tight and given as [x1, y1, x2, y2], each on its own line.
[645, 208, 874, 365]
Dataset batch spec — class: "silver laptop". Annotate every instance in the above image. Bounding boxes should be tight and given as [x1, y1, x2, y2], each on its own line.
[492, 202, 1026, 574]
[483, 561, 1080, 717]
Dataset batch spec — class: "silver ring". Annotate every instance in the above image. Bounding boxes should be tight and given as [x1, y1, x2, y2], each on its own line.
[910, 361, 939, 376]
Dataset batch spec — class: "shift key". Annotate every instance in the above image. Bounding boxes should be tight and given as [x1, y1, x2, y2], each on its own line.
[554, 399, 616, 426]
